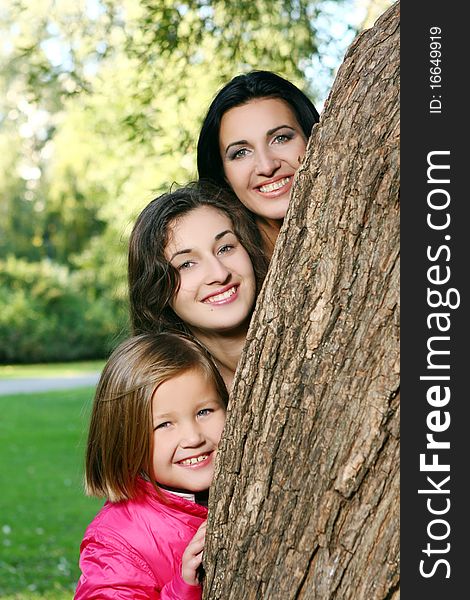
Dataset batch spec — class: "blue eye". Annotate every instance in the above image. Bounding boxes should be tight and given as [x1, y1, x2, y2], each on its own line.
[178, 261, 194, 270]
[273, 133, 292, 144]
[197, 408, 213, 417]
[218, 244, 234, 255]
[154, 421, 171, 431]
[230, 148, 250, 160]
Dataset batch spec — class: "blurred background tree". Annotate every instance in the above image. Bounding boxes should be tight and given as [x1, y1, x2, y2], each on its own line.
[0, 0, 394, 363]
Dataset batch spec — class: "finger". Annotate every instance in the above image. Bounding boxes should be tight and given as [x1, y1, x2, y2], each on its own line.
[187, 553, 203, 567]
[186, 536, 205, 556]
[190, 527, 206, 544]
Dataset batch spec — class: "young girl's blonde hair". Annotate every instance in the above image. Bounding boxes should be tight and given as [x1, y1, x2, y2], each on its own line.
[85, 332, 228, 502]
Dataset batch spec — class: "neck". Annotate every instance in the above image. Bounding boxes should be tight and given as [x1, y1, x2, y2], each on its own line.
[190, 324, 248, 390]
[256, 217, 282, 259]
[158, 483, 209, 506]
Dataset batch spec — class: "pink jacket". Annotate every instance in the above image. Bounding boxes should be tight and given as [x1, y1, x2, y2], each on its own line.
[74, 479, 207, 599]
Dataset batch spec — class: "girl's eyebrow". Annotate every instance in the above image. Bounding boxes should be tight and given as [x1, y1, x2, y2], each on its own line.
[215, 229, 233, 241]
[153, 411, 174, 420]
[224, 139, 248, 154]
[169, 248, 191, 261]
[152, 411, 174, 428]
[266, 124, 295, 136]
[169, 230, 234, 261]
[224, 125, 296, 154]
[153, 398, 220, 422]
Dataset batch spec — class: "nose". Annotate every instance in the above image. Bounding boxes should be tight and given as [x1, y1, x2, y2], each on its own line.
[205, 255, 231, 285]
[255, 147, 281, 176]
[180, 422, 205, 448]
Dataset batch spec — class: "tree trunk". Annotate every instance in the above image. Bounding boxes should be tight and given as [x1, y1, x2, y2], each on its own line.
[203, 3, 400, 599]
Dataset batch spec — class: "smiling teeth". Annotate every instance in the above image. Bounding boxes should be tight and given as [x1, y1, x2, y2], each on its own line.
[259, 177, 290, 193]
[180, 455, 208, 466]
[205, 286, 236, 303]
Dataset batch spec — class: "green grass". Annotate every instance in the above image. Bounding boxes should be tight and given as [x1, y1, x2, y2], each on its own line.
[0, 361, 105, 380]
[0, 387, 103, 598]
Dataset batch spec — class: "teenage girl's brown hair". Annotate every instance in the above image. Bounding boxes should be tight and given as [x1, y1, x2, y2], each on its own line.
[85, 331, 228, 502]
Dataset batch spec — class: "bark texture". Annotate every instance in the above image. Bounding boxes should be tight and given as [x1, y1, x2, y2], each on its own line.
[203, 3, 400, 599]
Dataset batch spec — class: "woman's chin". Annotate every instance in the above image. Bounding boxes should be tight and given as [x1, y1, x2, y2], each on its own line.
[249, 197, 290, 222]
[190, 318, 250, 338]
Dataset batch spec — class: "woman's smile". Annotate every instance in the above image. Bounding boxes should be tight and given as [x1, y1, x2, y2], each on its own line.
[255, 175, 293, 196]
[201, 283, 239, 305]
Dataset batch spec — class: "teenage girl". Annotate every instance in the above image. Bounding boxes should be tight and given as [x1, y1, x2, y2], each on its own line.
[74, 331, 228, 599]
[128, 181, 268, 390]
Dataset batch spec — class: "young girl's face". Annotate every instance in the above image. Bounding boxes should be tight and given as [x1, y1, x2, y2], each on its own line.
[219, 97, 307, 222]
[151, 368, 226, 493]
[165, 205, 257, 335]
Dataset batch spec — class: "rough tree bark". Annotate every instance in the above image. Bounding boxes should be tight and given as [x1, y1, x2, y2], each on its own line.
[203, 2, 400, 599]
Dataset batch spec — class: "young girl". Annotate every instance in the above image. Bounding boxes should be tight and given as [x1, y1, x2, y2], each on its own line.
[128, 181, 268, 390]
[74, 332, 228, 599]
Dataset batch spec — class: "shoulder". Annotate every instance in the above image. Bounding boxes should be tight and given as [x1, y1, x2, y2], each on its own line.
[81, 488, 207, 566]
[87, 484, 207, 529]
[76, 516, 159, 599]
[82, 493, 166, 546]
[76, 488, 207, 598]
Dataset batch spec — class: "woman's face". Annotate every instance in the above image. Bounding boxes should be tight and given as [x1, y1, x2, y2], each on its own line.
[165, 206, 257, 335]
[219, 97, 307, 222]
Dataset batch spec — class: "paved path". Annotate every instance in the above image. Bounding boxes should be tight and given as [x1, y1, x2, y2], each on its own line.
[0, 373, 100, 395]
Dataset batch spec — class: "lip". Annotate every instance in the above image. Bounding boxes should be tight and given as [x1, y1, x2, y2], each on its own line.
[254, 175, 293, 198]
[175, 451, 214, 469]
[201, 283, 240, 305]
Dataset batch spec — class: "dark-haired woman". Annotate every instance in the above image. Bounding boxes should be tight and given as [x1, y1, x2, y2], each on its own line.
[128, 182, 268, 390]
[197, 70, 320, 256]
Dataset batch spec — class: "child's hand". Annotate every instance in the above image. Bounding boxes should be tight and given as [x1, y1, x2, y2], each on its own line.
[181, 520, 207, 586]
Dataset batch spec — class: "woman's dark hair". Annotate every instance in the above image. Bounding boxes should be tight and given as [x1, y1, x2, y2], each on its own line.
[128, 181, 268, 335]
[197, 70, 320, 187]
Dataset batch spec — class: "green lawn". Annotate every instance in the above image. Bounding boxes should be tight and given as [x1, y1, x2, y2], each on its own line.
[0, 387, 103, 599]
[0, 361, 105, 380]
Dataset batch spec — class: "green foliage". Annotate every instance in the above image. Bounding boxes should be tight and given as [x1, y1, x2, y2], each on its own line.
[0, 257, 128, 363]
[0, 0, 359, 362]
[132, 0, 319, 82]
[0, 386, 102, 596]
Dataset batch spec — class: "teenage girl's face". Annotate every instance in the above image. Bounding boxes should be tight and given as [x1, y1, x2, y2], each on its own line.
[165, 206, 257, 335]
[151, 369, 226, 492]
[219, 98, 307, 222]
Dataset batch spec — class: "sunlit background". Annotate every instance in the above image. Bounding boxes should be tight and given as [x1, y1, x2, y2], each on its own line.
[0, 0, 394, 365]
